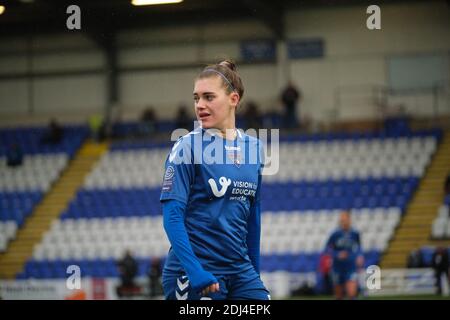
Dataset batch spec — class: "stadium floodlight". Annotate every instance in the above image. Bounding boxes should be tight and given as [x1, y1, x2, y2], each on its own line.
[131, 0, 183, 6]
[0, 6, 5, 15]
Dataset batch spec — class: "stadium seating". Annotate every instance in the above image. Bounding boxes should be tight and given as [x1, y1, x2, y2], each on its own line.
[18, 129, 441, 284]
[0, 125, 87, 157]
[0, 125, 88, 252]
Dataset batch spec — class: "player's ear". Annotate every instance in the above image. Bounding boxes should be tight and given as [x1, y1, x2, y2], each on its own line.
[229, 92, 240, 108]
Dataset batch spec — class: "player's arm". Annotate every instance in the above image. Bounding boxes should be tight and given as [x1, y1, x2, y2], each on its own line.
[325, 233, 336, 257]
[354, 232, 364, 268]
[162, 199, 218, 292]
[160, 137, 218, 293]
[246, 141, 265, 274]
[246, 173, 262, 274]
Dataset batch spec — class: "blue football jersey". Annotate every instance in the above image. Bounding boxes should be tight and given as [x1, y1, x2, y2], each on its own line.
[325, 228, 362, 272]
[160, 127, 264, 275]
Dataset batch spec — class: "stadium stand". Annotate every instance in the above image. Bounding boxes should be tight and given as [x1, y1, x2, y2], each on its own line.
[0, 126, 88, 253]
[14, 128, 442, 297]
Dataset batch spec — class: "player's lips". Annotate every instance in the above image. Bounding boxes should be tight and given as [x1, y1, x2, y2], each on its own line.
[198, 112, 211, 120]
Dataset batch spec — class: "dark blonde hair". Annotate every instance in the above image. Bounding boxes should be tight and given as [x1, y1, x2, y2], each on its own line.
[197, 59, 245, 102]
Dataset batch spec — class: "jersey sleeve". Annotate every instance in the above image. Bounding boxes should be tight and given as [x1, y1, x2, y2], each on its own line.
[246, 170, 262, 274]
[325, 232, 338, 258]
[160, 136, 195, 205]
[246, 139, 265, 274]
[162, 199, 217, 292]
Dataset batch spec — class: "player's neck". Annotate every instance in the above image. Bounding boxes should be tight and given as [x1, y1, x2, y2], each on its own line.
[217, 119, 237, 140]
[216, 127, 236, 141]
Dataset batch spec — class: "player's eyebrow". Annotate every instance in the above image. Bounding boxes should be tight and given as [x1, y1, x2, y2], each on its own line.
[193, 91, 215, 96]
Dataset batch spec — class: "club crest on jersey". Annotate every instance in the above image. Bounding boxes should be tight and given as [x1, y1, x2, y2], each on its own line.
[227, 150, 242, 168]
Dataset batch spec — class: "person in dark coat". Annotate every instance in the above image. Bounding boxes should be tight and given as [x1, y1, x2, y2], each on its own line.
[281, 82, 301, 129]
[432, 247, 449, 295]
[117, 250, 139, 293]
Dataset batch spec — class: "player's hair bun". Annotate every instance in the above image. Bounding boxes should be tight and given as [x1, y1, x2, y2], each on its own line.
[219, 59, 237, 71]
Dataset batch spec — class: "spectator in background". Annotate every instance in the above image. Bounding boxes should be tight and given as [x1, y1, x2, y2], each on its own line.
[318, 252, 333, 295]
[88, 114, 105, 142]
[139, 106, 157, 137]
[242, 101, 262, 130]
[175, 104, 192, 131]
[262, 107, 282, 130]
[117, 250, 139, 296]
[280, 81, 301, 129]
[148, 257, 162, 298]
[6, 143, 23, 167]
[432, 247, 449, 295]
[407, 249, 424, 268]
[445, 172, 450, 196]
[41, 118, 63, 145]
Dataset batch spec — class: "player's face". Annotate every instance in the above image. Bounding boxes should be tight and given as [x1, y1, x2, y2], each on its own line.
[339, 212, 351, 230]
[193, 76, 238, 130]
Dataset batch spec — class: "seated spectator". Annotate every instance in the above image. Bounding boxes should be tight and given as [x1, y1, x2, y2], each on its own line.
[242, 101, 262, 130]
[383, 104, 410, 135]
[175, 104, 192, 131]
[6, 143, 23, 167]
[262, 108, 282, 129]
[291, 282, 315, 297]
[148, 257, 162, 298]
[116, 250, 139, 298]
[41, 118, 63, 145]
[280, 81, 301, 130]
[407, 249, 424, 268]
[88, 114, 105, 142]
[139, 106, 157, 137]
[445, 172, 450, 196]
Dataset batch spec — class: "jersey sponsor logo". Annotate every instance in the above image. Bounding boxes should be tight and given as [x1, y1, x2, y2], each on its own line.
[230, 180, 258, 201]
[164, 166, 175, 180]
[224, 145, 241, 151]
[162, 166, 175, 192]
[208, 176, 232, 197]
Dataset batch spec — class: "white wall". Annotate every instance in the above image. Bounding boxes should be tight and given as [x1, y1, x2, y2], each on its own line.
[286, 2, 450, 122]
[0, 34, 105, 123]
[0, 1, 449, 125]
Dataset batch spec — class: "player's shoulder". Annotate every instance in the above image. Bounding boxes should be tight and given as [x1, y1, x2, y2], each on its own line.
[239, 130, 263, 148]
[167, 128, 201, 163]
[329, 229, 339, 238]
[170, 127, 201, 149]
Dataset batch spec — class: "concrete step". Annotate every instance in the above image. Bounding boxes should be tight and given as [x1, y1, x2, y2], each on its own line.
[399, 221, 433, 228]
[388, 239, 429, 248]
[392, 233, 429, 241]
